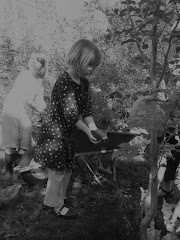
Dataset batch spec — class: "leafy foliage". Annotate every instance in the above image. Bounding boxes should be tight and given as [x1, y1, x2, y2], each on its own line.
[0, 36, 15, 74]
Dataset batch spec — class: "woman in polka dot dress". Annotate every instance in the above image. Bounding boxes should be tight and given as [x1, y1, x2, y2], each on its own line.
[34, 39, 102, 218]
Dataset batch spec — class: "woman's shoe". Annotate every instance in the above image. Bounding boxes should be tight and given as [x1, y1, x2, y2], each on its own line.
[55, 206, 78, 219]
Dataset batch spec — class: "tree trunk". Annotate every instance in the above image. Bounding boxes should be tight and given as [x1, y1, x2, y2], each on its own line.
[140, 165, 158, 240]
[140, 1, 160, 237]
[140, 96, 159, 239]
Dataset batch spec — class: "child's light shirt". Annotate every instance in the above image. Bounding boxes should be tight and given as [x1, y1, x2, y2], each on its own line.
[3, 70, 43, 119]
[95, 106, 122, 130]
[101, 106, 114, 123]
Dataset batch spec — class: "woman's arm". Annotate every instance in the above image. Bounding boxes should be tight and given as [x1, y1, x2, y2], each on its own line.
[54, 77, 97, 142]
[75, 119, 97, 143]
[84, 116, 97, 131]
[75, 119, 91, 135]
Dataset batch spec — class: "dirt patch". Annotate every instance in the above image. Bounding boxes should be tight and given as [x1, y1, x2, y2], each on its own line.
[1, 152, 180, 239]
[0, 157, 151, 240]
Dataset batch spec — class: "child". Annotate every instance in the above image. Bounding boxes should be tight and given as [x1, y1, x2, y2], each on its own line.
[158, 127, 180, 197]
[33, 39, 104, 218]
[95, 91, 125, 132]
[2, 51, 47, 181]
[92, 91, 125, 174]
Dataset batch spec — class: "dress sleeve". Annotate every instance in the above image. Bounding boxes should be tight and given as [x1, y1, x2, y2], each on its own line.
[53, 76, 79, 125]
[80, 81, 92, 118]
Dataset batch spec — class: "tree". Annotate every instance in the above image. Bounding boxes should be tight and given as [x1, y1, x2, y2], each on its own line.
[0, 36, 14, 73]
[98, 0, 180, 239]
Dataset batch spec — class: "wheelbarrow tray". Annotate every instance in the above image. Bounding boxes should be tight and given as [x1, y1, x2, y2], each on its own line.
[19, 130, 138, 169]
[75, 130, 138, 153]
[18, 130, 138, 186]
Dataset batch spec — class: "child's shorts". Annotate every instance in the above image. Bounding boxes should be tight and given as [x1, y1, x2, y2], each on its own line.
[1, 112, 32, 150]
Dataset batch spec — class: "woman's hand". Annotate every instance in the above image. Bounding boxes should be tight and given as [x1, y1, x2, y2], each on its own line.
[91, 128, 107, 141]
[86, 129, 99, 144]
[75, 120, 99, 144]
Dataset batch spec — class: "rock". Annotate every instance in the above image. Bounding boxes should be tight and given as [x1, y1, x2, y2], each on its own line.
[0, 183, 22, 206]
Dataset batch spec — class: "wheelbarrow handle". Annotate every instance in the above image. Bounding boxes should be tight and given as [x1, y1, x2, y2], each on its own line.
[14, 160, 42, 173]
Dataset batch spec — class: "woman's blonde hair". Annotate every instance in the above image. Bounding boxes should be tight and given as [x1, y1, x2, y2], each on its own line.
[28, 51, 48, 78]
[66, 39, 102, 76]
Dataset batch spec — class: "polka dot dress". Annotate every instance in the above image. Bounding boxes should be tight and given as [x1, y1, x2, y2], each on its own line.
[34, 72, 92, 171]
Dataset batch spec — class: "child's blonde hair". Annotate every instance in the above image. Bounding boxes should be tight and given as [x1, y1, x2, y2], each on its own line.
[66, 39, 102, 76]
[28, 51, 48, 78]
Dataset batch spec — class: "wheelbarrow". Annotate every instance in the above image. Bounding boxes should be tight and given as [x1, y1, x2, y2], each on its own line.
[14, 129, 138, 186]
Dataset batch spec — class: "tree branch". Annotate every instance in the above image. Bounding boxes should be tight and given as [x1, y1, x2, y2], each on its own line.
[15, 0, 42, 10]
[157, 17, 180, 88]
[126, 0, 150, 71]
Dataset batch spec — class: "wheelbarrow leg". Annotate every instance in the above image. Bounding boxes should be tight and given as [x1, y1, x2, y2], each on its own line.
[75, 157, 87, 179]
[112, 159, 117, 182]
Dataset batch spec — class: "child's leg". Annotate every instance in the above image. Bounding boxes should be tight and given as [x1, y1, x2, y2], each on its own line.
[163, 158, 175, 187]
[44, 169, 65, 210]
[169, 150, 180, 180]
[44, 168, 77, 218]
[158, 154, 180, 196]
[1, 112, 20, 179]
[63, 169, 72, 199]
[17, 114, 31, 166]
[15, 148, 27, 167]
[19, 114, 32, 151]
[4, 147, 16, 180]
[158, 159, 173, 196]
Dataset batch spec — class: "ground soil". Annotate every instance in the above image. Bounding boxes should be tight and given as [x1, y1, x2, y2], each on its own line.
[0, 154, 150, 240]
[0, 152, 180, 240]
